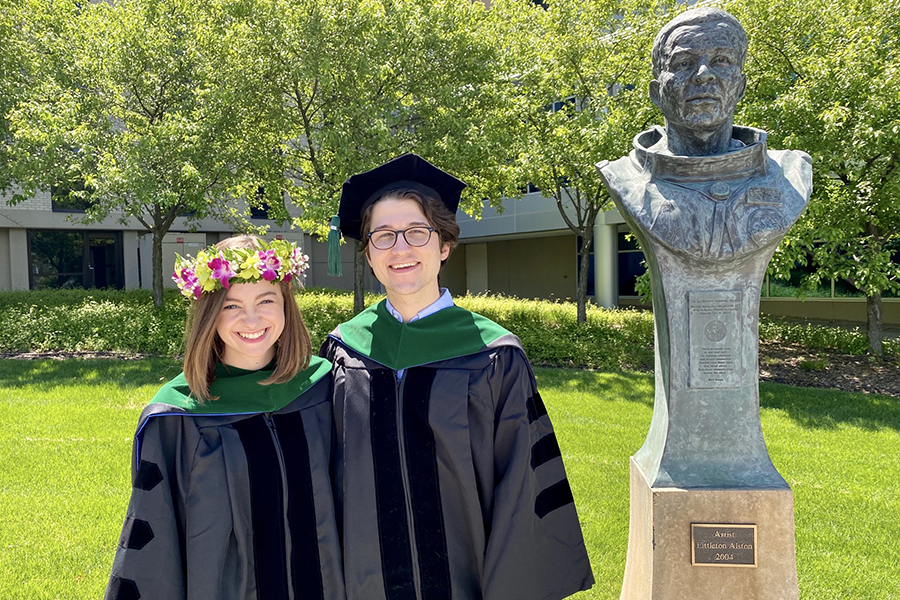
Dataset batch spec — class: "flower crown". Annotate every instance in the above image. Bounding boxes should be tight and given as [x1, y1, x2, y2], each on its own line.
[172, 239, 310, 300]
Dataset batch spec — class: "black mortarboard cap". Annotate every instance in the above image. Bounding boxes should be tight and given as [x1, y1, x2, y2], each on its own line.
[337, 153, 466, 242]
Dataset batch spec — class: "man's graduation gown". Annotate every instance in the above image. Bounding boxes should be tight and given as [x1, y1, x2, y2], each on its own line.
[105, 358, 345, 600]
[321, 301, 594, 600]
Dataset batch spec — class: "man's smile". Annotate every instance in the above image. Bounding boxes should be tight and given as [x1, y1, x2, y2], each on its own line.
[390, 261, 418, 270]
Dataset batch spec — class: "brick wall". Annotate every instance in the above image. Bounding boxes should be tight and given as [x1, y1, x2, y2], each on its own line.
[0, 188, 53, 211]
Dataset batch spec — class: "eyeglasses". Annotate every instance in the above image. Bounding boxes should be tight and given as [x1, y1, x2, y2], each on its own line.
[366, 226, 435, 250]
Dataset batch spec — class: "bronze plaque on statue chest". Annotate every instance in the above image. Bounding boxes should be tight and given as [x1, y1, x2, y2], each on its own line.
[691, 523, 757, 567]
[688, 291, 743, 388]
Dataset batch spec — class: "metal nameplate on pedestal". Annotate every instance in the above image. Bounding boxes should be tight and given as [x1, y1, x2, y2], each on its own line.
[691, 523, 757, 567]
[688, 290, 743, 388]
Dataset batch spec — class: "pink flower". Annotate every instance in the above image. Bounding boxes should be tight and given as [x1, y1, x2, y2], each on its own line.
[289, 248, 309, 279]
[208, 254, 236, 289]
[174, 268, 202, 299]
[257, 249, 281, 281]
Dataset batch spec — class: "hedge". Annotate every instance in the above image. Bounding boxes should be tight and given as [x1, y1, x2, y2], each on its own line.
[0, 288, 892, 367]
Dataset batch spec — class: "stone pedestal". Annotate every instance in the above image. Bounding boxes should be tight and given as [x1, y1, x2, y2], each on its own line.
[620, 459, 799, 600]
[598, 122, 812, 600]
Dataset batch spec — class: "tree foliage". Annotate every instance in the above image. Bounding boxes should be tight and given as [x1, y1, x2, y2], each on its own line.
[729, 0, 900, 355]
[496, 0, 676, 322]
[0, 0, 29, 170]
[4, 0, 274, 305]
[225, 0, 518, 310]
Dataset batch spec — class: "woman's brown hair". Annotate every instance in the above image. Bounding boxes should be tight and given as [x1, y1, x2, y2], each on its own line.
[182, 235, 312, 401]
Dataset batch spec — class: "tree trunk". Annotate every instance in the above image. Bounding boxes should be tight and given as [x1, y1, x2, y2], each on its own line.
[152, 229, 164, 307]
[576, 244, 590, 323]
[353, 238, 366, 314]
[576, 226, 594, 323]
[867, 291, 884, 357]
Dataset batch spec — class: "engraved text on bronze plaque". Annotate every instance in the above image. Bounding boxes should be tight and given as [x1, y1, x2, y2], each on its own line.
[689, 291, 742, 388]
[691, 523, 757, 567]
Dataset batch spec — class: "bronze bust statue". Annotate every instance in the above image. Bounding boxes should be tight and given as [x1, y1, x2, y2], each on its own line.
[599, 7, 812, 262]
[599, 10, 809, 598]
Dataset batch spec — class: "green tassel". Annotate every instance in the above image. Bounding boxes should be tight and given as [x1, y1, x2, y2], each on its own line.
[327, 215, 343, 277]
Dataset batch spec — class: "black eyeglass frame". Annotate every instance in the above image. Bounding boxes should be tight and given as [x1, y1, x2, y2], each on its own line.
[366, 226, 436, 250]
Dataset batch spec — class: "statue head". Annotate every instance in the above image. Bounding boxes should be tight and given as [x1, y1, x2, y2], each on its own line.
[649, 8, 748, 155]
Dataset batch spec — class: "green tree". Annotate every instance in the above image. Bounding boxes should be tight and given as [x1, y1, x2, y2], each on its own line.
[729, 0, 900, 355]
[231, 0, 517, 311]
[4, 0, 272, 306]
[496, 0, 675, 322]
[0, 2, 20, 153]
[0, 0, 40, 186]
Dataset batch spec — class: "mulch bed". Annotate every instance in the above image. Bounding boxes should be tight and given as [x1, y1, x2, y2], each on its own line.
[758, 341, 900, 397]
[0, 351, 147, 361]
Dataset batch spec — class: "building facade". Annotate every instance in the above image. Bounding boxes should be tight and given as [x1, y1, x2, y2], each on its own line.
[0, 185, 384, 294]
[2, 187, 895, 327]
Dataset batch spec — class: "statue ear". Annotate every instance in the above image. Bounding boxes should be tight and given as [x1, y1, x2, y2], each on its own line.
[649, 80, 661, 108]
[737, 73, 747, 102]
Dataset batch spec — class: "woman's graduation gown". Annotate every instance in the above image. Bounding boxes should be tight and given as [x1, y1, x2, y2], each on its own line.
[105, 357, 345, 600]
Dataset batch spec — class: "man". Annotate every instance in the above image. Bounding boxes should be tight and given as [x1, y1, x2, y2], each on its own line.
[598, 7, 812, 261]
[321, 153, 594, 600]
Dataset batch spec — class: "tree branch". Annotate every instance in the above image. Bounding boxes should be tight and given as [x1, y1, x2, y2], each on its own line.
[761, 39, 804, 81]
[130, 82, 156, 123]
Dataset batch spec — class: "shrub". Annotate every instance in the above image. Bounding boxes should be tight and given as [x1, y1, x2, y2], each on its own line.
[0, 288, 890, 367]
[0, 289, 187, 356]
[456, 294, 654, 370]
[758, 317, 899, 356]
[295, 288, 380, 348]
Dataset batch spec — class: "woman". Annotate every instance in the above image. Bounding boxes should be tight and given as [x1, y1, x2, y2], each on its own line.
[105, 235, 344, 600]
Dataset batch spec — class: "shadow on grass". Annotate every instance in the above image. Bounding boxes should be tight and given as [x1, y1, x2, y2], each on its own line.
[760, 381, 900, 432]
[533, 367, 655, 408]
[0, 358, 182, 390]
[536, 368, 900, 432]
[8, 359, 893, 434]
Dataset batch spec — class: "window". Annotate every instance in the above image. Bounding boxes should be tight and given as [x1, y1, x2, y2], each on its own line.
[764, 242, 862, 298]
[765, 262, 832, 298]
[248, 186, 269, 219]
[28, 231, 85, 289]
[50, 180, 94, 213]
[546, 96, 578, 115]
[617, 230, 645, 297]
[28, 230, 124, 290]
[250, 201, 271, 220]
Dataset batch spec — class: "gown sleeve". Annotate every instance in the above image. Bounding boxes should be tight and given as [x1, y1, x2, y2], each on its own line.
[105, 412, 198, 600]
[319, 334, 339, 361]
[482, 345, 594, 600]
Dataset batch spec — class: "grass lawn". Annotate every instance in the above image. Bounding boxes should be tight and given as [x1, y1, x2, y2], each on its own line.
[1, 359, 898, 599]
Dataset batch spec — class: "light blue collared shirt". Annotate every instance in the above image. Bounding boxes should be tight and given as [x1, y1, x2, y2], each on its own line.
[385, 288, 454, 378]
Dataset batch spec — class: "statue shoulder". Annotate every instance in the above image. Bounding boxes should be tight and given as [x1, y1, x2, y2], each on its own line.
[597, 153, 643, 190]
[596, 153, 652, 229]
[767, 148, 812, 173]
[767, 148, 813, 199]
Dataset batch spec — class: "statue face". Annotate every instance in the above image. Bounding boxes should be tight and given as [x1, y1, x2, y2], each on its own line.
[651, 23, 747, 133]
